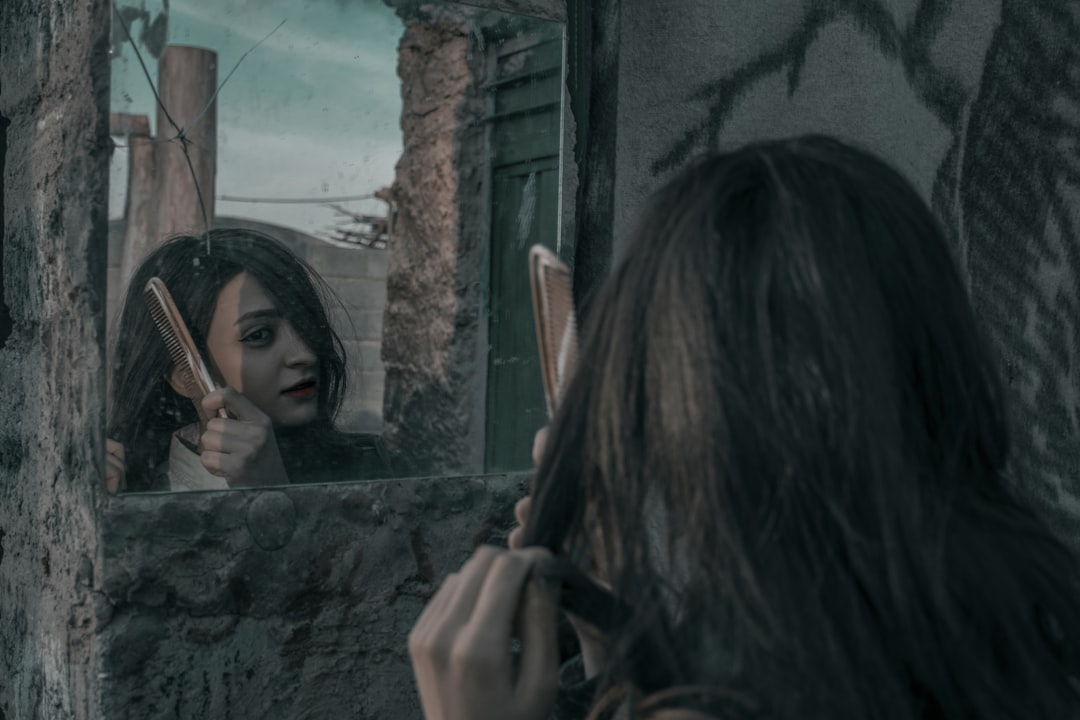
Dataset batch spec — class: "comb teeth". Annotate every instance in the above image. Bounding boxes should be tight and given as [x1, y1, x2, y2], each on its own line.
[542, 270, 577, 395]
[145, 299, 187, 366]
[529, 245, 579, 418]
[143, 277, 218, 399]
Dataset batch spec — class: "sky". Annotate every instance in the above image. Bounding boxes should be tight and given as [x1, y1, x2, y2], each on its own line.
[109, 0, 405, 236]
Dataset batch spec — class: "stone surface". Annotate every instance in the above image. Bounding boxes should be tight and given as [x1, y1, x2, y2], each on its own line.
[97, 474, 526, 720]
[0, 1, 111, 718]
[381, 7, 491, 476]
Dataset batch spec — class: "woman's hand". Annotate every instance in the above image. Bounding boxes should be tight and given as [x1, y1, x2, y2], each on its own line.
[199, 387, 288, 487]
[409, 545, 561, 720]
[508, 427, 548, 550]
[105, 438, 126, 494]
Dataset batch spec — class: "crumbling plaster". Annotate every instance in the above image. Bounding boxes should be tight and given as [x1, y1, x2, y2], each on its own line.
[381, 8, 492, 477]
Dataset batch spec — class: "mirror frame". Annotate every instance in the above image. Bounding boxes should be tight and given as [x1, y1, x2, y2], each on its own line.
[104, 0, 590, 489]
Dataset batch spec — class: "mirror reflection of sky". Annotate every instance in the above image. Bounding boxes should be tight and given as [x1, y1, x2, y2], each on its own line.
[110, 0, 403, 238]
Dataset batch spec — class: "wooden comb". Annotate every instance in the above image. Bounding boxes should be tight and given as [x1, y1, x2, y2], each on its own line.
[143, 277, 229, 423]
[529, 245, 578, 418]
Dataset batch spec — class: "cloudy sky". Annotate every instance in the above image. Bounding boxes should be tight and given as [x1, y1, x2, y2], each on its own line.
[110, 0, 405, 236]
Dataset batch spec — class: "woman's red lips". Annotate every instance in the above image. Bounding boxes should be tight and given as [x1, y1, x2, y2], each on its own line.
[283, 380, 317, 398]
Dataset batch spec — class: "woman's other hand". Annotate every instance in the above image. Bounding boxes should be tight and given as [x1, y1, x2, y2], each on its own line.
[508, 495, 532, 550]
[409, 545, 560, 720]
[199, 387, 288, 487]
[105, 438, 126, 494]
[508, 427, 548, 550]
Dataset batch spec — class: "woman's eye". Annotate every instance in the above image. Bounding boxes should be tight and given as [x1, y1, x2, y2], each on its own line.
[241, 327, 273, 346]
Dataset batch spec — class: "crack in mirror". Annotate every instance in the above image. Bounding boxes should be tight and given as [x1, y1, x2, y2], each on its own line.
[106, 0, 572, 493]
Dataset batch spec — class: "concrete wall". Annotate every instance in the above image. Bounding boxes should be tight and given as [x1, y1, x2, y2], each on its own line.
[97, 474, 525, 720]
[308, 241, 389, 433]
[0, 1, 111, 718]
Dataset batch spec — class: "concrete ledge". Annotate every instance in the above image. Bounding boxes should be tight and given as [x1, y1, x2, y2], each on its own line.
[98, 473, 529, 720]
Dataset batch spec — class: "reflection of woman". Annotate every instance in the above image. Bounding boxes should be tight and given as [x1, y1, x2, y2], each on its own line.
[408, 137, 1080, 720]
[107, 228, 390, 492]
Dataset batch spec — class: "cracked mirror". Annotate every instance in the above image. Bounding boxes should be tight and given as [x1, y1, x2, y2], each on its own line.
[106, 0, 569, 493]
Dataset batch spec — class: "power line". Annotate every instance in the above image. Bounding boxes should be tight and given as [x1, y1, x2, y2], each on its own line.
[217, 193, 378, 205]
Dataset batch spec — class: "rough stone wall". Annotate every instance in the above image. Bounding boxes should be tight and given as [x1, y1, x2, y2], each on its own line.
[0, 1, 111, 718]
[97, 474, 525, 720]
[612, 0, 1080, 546]
[381, 7, 491, 476]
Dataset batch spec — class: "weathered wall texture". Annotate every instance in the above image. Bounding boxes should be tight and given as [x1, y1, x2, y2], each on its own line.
[612, 0, 1080, 547]
[0, 1, 111, 718]
[97, 474, 524, 720]
[381, 6, 491, 476]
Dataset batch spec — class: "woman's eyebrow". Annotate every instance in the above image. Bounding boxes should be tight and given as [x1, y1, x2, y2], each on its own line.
[234, 308, 280, 326]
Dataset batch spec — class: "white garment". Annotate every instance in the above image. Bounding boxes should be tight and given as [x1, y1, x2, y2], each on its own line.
[168, 423, 229, 492]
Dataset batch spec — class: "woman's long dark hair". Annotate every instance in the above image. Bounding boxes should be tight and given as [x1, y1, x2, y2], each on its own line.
[526, 136, 1080, 719]
[108, 228, 364, 490]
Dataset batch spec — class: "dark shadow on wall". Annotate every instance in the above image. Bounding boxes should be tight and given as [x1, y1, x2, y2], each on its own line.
[949, 0, 1080, 545]
[0, 113, 11, 348]
[644, 0, 1080, 547]
[568, 0, 618, 322]
[649, 0, 965, 178]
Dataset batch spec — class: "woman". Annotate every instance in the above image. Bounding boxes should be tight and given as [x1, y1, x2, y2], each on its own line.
[408, 136, 1080, 719]
[107, 228, 390, 492]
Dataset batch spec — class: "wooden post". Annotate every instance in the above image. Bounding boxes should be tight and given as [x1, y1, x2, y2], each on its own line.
[155, 45, 218, 240]
[109, 113, 157, 287]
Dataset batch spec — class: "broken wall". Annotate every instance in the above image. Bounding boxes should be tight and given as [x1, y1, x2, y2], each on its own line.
[381, 5, 492, 476]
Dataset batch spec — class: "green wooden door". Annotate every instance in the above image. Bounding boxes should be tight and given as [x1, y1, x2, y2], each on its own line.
[484, 26, 565, 472]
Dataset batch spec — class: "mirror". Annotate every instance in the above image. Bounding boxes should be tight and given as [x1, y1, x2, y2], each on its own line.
[107, 0, 570, 492]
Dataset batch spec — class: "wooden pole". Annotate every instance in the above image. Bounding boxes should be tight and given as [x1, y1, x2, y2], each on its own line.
[154, 45, 217, 241]
[109, 113, 157, 287]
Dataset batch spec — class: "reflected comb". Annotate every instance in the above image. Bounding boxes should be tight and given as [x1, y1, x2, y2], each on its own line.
[143, 277, 228, 421]
[529, 245, 578, 418]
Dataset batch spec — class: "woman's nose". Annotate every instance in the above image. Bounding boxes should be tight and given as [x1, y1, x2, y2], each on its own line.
[280, 323, 317, 367]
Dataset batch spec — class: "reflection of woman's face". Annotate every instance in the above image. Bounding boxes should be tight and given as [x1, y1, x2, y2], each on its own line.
[204, 271, 320, 427]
